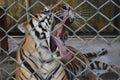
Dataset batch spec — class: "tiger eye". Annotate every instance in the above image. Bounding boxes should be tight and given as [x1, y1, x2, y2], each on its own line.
[62, 5, 67, 10]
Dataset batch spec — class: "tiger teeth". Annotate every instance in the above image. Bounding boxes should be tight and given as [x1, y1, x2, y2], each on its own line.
[53, 54, 61, 60]
[56, 47, 59, 51]
[52, 47, 62, 60]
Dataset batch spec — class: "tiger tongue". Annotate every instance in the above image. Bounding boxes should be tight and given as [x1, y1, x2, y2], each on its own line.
[53, 17, 73, 60]
[53, 37, 72, 60]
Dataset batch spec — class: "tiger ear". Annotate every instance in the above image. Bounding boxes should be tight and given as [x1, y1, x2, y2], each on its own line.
[17, 23, 26, 33]
[42, 6, 52, 14]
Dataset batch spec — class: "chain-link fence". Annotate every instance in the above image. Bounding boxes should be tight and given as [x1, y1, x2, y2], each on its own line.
[0, 0, 120, 80]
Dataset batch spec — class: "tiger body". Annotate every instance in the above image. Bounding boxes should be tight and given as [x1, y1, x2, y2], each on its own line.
[16, 4, 120, 80]
[16, 35, 61, 80]
[16, 48, 65, 80]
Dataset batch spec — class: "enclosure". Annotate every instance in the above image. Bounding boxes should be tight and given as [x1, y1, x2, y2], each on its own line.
[0, 0, 120, 80]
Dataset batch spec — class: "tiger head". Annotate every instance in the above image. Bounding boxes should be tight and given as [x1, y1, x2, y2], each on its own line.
[18, 4, 74, 60]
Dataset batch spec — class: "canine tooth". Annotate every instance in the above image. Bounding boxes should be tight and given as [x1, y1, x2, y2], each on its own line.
[53, 54, 61, 60]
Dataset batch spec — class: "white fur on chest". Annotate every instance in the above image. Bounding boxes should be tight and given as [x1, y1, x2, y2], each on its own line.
[28, 47, 59, 78]
[39, 61, 60, 79]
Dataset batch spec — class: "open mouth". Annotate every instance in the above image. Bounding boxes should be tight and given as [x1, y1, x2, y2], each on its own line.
[51, 16, 73, 60]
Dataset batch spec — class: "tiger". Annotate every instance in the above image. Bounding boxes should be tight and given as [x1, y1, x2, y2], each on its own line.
[15, 4, 120, 80]
[15, 4, 75, 80]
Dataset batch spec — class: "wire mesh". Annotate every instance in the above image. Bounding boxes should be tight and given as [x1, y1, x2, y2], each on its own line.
[0, 0, 120, 80]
